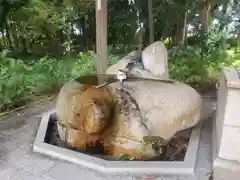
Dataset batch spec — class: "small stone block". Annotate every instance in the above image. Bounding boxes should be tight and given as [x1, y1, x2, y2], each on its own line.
[223, 67, 240, 88]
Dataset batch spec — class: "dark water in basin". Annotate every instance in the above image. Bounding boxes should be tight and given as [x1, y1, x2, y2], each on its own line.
[74, 74, 116, 85]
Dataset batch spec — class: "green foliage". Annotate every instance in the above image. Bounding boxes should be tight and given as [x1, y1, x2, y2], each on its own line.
[117, 153, 135, 160]
[169, 46, 229, 84]
[0, 43, 238, 112]
[0, 0, 28, 28]
[169, 46, 208, 83]
[200, 27, 229, 67]
[29, 57, 71, 94]
[0, 50, 32, 111]
[169, 27, 236, 83]
[0, 0, 239, 113]
[0, 50, 120, 112]
[228, 47, 240, 66]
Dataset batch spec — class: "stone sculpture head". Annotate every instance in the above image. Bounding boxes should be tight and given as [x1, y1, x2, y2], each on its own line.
[106, 41, 169, 80]
[82, 97, 113, 135]
[141, 41, 169, 79]
[76, 86, 115, 135]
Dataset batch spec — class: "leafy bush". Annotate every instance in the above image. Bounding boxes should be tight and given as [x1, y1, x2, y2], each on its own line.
[169, 46, 208, 83]
[169, 28, 234, 84]
[200, 27, 230, 67]
[0, 50, 120, 112]
[0, 50, 33, 111]
[29, 57, 71, 94]
[0, 37, 238, 113]
[228, 47, 240, 66]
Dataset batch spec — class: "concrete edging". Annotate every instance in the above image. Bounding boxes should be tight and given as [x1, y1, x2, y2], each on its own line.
[33, 109, 202, 175]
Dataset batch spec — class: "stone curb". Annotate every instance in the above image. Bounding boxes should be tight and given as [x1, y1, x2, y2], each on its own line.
[33, 110, 202, 175]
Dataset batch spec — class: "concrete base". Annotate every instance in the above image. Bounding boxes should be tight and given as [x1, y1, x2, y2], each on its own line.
[213, 110, 240, 180]
[212, 67, 240, 180]
[33, 109, 202, 175]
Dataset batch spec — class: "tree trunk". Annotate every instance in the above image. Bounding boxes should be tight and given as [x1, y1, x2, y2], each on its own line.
[9, 23, 21, 53]
[4, 21, 14, 52]
[80, 16, 87, 51]
[148, 0, 154, 44]
[87, 10, 96, 50]
[219, 0, 230, 30]
[0, 28, 7, 47]
[175, 16, 185, 45]
[70, 22, 76, 45]
[182, 11, 188, 44]
[199, 0, 212, 30]
[21, 36, 29, 54]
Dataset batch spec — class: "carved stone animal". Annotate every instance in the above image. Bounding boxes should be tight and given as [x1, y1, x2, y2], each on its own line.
[56, 80, 115, 149]
[55, 41, 202, 160]
[56, 80, 158, 159]
[55, 76, 202, 160]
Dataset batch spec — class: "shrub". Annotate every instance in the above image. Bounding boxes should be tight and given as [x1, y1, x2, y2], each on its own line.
[169, 27, 234, 84]
[0, 50, 32, 111]
[0, 42, 237, 113]
[0, 50, 120, 112]
[169, 46, 208, 83]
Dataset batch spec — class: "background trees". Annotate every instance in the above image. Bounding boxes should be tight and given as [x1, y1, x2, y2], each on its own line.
[0, 0, 238, 56]
[0, 0, 239, 112]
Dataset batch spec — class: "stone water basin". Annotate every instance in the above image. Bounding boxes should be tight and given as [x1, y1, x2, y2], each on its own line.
[33, 74, 202, 175]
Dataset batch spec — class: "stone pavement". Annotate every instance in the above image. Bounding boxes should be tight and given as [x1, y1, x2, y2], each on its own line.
[0, 99, 215, 180]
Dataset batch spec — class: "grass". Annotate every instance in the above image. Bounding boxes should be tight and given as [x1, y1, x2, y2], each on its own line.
[0, 46, 239, 113]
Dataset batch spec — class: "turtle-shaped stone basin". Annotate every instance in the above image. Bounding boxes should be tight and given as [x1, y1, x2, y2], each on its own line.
[55, 74, 202, 160]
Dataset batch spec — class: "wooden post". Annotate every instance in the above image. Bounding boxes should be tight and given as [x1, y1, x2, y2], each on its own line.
[96, 0, 108, 74]
[148, 0, 154, 44]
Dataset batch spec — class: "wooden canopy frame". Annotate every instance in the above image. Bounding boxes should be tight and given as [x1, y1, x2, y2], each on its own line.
[95, 0, 154, 74]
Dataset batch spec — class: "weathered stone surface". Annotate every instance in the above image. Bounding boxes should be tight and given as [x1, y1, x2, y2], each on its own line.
[141, 41, 169, 79]
[106, 50, 141, 75]
[56, 80, 155, 159]
[56, 80, 115, 149]
[0, 98, 213, 179]
[56, 75, 201, 159]
[106, 41, 169, 80]
[129, 67, 165, 80]
[108, 80, 201, 141]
